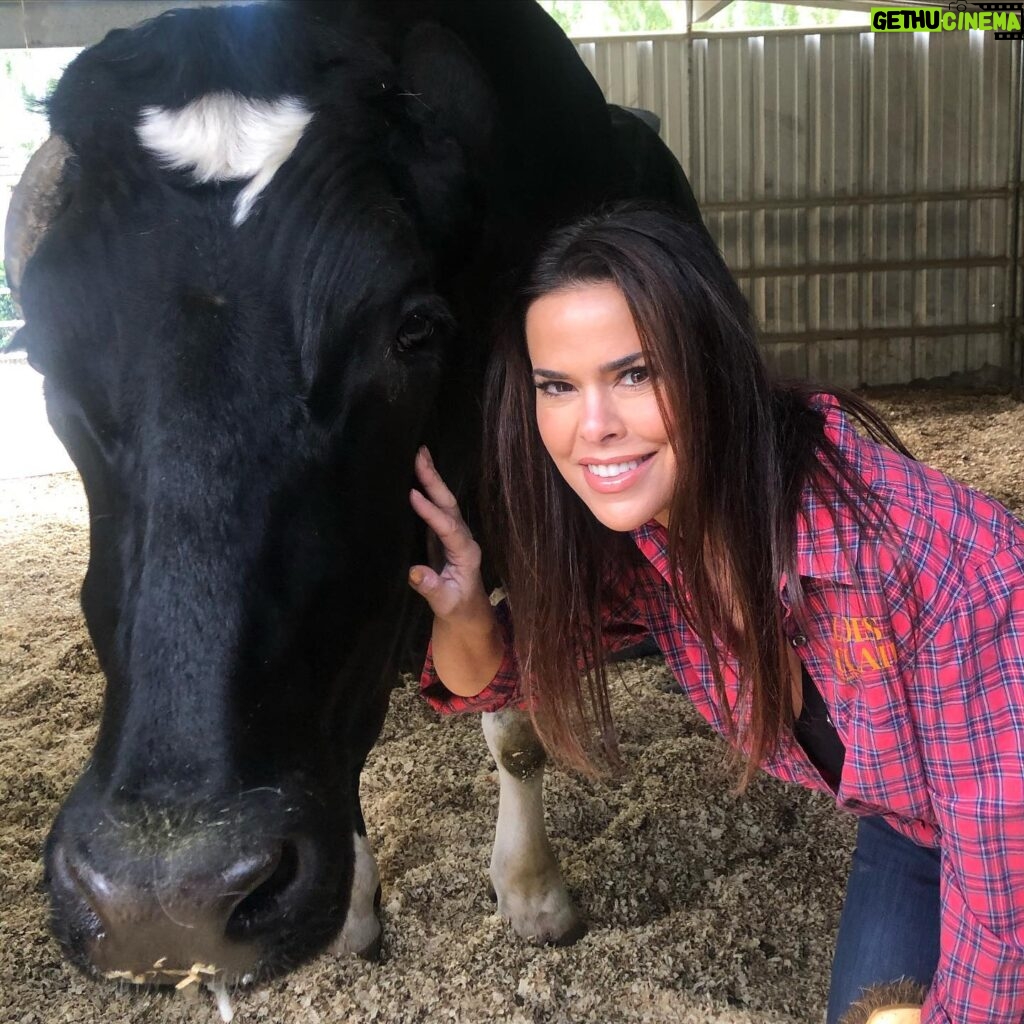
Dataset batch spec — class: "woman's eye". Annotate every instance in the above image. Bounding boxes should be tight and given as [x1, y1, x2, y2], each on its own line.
[622, 366, 650, 386]
[534, 380, 573, 396]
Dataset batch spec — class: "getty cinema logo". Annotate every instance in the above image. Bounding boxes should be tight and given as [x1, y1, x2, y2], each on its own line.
[871, 2, 1023, 39]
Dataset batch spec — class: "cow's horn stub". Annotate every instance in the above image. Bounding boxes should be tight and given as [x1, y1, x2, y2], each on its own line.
[4, 134, 72, 314]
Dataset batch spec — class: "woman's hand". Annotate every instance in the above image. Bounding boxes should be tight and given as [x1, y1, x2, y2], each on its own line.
[408, 447, 504, 697]
[408, 446, 491, 624]
[838, 981, 926, 1024]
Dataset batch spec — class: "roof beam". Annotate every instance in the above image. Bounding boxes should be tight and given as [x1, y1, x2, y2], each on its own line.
[689, 0, 954, 24]
[0, 0, 967, 49]
[688, 1, 733, 27]
[774, 0, 948, 9]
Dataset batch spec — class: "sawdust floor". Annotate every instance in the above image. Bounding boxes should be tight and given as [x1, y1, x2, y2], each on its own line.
[2, 389, 1023, 1024]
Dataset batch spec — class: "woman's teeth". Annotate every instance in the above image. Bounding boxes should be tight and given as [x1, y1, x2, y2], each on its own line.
[585, 457, 646, 478]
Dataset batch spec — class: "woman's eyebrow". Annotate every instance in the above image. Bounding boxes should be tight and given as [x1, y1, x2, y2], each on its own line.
[532, 351, 644, 379]
[599, 351, 644, 373]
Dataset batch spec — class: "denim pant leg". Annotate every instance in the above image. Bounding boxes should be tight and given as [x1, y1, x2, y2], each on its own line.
[826, 815, 941, 1024]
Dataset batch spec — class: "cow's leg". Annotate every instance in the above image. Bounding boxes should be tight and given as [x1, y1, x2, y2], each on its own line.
[331, 682, 390, 961]
[331, 826, 382, 960]
[482, 708, 586, 945]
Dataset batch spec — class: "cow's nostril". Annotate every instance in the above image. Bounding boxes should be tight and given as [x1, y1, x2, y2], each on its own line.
[227, 841, 300, 935]
[48, 835, 282, 982]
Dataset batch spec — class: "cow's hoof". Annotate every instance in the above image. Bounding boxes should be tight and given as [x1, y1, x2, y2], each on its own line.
[492, 878, 587, 946]
[331, 833, 382, 960]
[358, 885, 383, 962]
[330, 915, 382, 960]
[530, 912, 587, 947]
[501, 904, 588, 946]
[356, 931, 383, 962]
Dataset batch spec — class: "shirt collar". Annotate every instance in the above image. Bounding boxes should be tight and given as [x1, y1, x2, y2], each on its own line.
[791, 479, 859, 587]
[632, 397, 863, 589]
[630, 481, 860, 591]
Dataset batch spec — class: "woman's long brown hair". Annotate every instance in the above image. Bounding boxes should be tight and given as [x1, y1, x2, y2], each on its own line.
[483, 203, 911, 787]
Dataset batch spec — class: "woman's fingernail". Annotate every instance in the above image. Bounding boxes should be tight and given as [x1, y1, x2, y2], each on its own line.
[409, 567, 424, 587]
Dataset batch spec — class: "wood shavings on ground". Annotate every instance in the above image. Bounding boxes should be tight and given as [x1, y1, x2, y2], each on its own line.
[2, 390, 1022, 1023]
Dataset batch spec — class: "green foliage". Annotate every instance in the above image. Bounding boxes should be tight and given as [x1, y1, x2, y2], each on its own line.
[606, 0, 671, 32]
[539, 1, 864, 35]
[1, 48, 79, 175]
[697, 3, 860, 29]
[540, 0, 584, 32]
[537, 0, 685, 34]
[0, 264, 14, 317]
[0, 264, 20, 352]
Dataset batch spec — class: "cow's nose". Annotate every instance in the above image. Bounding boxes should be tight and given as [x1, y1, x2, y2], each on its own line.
[50, 836, 300, 983]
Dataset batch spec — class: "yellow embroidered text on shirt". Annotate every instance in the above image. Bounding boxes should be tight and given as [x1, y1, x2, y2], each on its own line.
[832, 615, 897, 679]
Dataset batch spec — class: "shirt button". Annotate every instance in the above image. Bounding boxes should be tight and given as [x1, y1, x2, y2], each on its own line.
[790, 634, 808, 647]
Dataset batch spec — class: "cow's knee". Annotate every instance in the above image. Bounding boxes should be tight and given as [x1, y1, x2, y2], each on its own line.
[482, 709, 585, 946]
[491, 712, 547, 780]
[330, 831, 382, 960]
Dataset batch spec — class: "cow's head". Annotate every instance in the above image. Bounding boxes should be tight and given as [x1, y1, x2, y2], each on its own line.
[6, 2, 501, 984]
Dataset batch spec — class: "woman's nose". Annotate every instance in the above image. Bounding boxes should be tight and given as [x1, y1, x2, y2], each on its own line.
[579, 389, 624, 443]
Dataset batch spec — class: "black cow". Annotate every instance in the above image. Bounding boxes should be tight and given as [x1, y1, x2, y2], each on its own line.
[6, 0, 702, 998]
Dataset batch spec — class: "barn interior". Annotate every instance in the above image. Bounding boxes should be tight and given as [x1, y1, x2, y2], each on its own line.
[0, 2, 1021, 1022]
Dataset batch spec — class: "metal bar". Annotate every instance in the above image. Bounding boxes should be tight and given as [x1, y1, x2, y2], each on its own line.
[760, 322, 1008, 344]
[574, 8, 962, 43]
[700, 187, 1013, 212]
[1010, 39, 1024, 386]
[570, 26, 872, 44]
[733, 256, 1012, 278]
[858, 29, 873, 385]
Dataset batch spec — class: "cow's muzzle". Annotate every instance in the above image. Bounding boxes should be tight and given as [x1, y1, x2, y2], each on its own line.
[50, 839, 278, 983]
[44, 791, 344, 985]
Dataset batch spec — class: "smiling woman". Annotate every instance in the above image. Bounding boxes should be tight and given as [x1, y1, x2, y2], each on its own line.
[526, 282, 677, 532]
[407, 203, 1024, 1024]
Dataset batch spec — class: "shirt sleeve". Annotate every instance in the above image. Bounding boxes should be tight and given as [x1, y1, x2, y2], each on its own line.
[598, 569, 656, 656]
[419, 598, 522, 715]
[419, 562, 655, 716]
[914, 544, 1024, 1024]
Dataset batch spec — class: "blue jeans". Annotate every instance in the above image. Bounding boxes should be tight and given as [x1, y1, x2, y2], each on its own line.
[826, 815, 941, 1024]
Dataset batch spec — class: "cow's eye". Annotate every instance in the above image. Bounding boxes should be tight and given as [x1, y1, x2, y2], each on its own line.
[395, 313, 435, 352]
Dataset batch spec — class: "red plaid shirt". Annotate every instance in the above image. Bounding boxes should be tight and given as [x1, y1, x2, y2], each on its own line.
[421, 399, 1024, 1024]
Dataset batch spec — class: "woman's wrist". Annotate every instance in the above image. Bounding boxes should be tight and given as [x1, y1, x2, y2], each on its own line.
[435, 591, 499, 636]
[431, 601, 505, 697]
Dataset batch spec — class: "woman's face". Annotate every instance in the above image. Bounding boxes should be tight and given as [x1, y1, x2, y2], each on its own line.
[525, 282, 676, 532]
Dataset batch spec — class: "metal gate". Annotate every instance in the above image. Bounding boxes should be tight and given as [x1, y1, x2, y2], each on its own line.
[577, 27, 1023, 388]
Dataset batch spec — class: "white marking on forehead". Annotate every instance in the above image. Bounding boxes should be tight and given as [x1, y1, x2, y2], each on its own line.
[137, 91, 313, 226]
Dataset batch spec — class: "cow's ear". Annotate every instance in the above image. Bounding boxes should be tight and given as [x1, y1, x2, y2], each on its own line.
[398, 21, 496, 163]
[393, 23, 496, 253]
